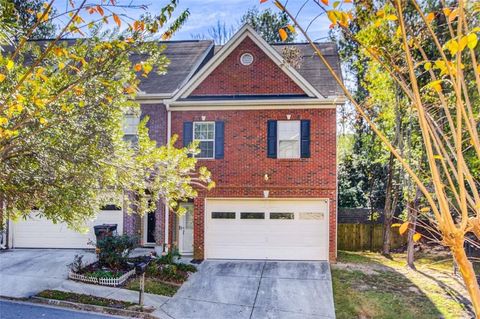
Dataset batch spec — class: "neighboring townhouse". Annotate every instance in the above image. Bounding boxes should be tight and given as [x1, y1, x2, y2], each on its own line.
[7, 25, 345, 262]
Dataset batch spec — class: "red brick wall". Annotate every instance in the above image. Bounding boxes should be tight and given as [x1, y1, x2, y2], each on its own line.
[190, 37, 305, 96]
[123, 104, 167, 245]
[170, 108, 337, 261]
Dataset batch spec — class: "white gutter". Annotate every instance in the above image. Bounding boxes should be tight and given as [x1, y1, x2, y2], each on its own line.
[164, 104, 172, 251]
[166, 97, 346, 108]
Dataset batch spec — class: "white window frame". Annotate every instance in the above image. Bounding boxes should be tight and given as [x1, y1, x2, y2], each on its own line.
[123, 113, 140, 144]
[277, 120, 301, 159]
[193, 121, 215, 159]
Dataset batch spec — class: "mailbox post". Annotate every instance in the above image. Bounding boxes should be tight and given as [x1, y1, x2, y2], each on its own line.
[135, 262, 149, 306]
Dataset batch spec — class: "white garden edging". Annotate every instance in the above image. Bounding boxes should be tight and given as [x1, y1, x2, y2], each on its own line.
[68, 268, 135, 287]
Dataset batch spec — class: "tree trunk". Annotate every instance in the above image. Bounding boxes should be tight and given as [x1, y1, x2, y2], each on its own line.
[382, 153, 395, 255]
[451, 241, 480, 317]
[406, 187, 421, 269]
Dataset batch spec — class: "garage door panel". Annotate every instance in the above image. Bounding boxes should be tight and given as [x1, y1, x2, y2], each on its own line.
[13, 210, 123, 249]
[205, 199, 329, 261]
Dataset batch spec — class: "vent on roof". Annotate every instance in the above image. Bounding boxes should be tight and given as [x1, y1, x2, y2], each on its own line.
[240, 52, 254, 66]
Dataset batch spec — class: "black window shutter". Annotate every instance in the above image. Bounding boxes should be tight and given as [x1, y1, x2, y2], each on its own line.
[267, 120, 277, 158]
[183, 122, 193, 147]
[300, 120, 311, 158]
[215, 121, 224, 159]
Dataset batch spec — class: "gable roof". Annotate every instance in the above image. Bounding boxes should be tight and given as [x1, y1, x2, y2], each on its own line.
[167, 24, 326, 104]
[212, 42, 343, 98]
[135, 40, 213, 96]
[271, 43, 343, 98]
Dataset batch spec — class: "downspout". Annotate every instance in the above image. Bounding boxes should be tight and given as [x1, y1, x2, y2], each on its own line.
[164, 104, 171, 252]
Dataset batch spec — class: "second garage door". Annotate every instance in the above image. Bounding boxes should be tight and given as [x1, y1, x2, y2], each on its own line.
[11, 210, 124, 249]
[205, 199, 329, 260]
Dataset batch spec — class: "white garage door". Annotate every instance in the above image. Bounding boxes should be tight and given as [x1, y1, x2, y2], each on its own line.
[12, 210, 124, 249]
[205, 199, 329, 260]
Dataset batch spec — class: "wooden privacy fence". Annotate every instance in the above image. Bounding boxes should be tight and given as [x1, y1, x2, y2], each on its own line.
[338, 223, 407, 251]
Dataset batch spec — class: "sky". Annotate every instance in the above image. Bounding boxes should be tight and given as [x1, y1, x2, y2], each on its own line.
[52, 0, 337, 42]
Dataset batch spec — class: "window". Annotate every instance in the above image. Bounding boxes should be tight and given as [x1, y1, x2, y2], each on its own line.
[123, 114, 140, 145]
[212, 212, 236, 219]
[194, 122, 215, 159]
[240, 212, 265, 219]
[270, 212, 294, 220]
[240, 53, 254, 66]
[299, 212, 325, 220]
[101, 204, 122, 211]
[277, 121, 300, 158]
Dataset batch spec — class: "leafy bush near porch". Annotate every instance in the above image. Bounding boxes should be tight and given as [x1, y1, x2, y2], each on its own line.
[97, 235, 137, 270]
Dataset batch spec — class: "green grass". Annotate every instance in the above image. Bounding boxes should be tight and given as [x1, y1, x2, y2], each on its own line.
[37, 290, 135, 309]
[125, 277, 179, 297]
[333, 251, 473, 319]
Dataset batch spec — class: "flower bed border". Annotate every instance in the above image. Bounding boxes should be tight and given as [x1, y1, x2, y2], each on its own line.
[68, 268, 135, 287]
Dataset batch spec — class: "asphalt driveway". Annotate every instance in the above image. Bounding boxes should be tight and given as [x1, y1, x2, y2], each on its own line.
[0, 249, 95, 298]
[158, 260, 335, 319]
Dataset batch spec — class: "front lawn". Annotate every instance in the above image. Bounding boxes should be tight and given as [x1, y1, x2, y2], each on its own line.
[124, 252, 196, 297]
[125, 277, 179, 297]
[333, 251, 474, 319]
[37, 290, 136, 309]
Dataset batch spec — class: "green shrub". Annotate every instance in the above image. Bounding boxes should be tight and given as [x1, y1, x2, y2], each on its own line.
[85, 270, 118, 278]
[97, 234, 137, 270]
[176, 263, 197, 273]
[156, 248, 180, 265]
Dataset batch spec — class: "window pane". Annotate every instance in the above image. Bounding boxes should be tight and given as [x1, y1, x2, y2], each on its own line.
[270, 212, 294, 220]
[194, 123, 214, 140]
[101, 204, 122, 211]
[198, 141, 214, 158]
[278, 121, 300, 140]
[240, 212, 265, 219]
[212, 212, 236, 219]
[123, 134, 139, 145]
[278, 140, 299, 158]
[299, 212, 325, 220]
[123, 115, 140, 135]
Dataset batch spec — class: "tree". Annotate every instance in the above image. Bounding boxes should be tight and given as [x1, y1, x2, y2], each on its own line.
[191, 7, 296, 44]
[191, 20, 235, 45]
[0, 0, 213, 229]
[12, 0, 56, 39]
[274, 0, 480, 314]
[241, 7, 296, 43]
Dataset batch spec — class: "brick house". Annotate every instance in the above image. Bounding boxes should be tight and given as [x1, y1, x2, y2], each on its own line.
[7, 25, 344, 261]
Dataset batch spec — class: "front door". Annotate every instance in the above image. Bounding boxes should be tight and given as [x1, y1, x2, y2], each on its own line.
[178, 203, 194, 254]
[146, 211, 156, 244]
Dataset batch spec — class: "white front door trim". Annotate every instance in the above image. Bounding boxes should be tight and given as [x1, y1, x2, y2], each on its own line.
[178, 203, 194, 255]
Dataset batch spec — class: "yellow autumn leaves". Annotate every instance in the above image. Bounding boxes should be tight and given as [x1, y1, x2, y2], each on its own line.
[443, 32, 478, 56]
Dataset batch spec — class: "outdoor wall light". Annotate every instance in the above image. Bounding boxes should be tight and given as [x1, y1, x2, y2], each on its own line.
[201, 115, 206, 121]
[263, 190, 270, 198]
[286, 114, 291, 120]
[264, 173, 269, 181]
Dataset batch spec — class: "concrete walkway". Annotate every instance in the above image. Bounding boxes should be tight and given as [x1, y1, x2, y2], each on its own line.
[157, 260, 335, 319]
